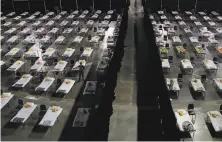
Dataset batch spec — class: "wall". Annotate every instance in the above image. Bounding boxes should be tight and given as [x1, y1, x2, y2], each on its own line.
[1, 0, 127, 14]
[145, 0, 221, 13]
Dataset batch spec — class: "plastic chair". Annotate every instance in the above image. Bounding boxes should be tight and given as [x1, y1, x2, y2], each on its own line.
[42, 47, 46, 53]
[187, 103, 196, 123]
[183, 43, 187, 49]
[25, 46, 29, 52]
[9, 59, 15, 66]
[40, 104, 47, 111]
[7, 46, 11, 51]
[187, 104, 194, 114]
[179, 34, 183, 39]
[77, 27, 81, 32]
[39, 74, 44, 82]
[80, 47, 84, 53]
[201, 44, 205, 49]
[163, 35, 167, 41]
[15, 72, 21, 80]
[31, 71, 36, 77]
[201, 74, 206, 81]
[177, 73, 183, 83]
[169, 56, 173, 64]
[31, 58, 36, 66]
[93, 27, 97, 32]
[88, 35, 92, 40]
[56, 78, 62, 87]
[198, 36, 202, 42]
[53, 58, 58, 65]
[70, 60, 75, 67]
[174, 26, 177, 31]
[18, 99, 24, 107]
[190, 57, 195, 64]
[213, 57, 218, 65]
[55, 72, 59, 76]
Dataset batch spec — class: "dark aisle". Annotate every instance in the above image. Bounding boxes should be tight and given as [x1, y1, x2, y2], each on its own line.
[84, 0, 179, 140]
[59, 0, 179, 140]
[83, 5, 129, 141]
[133, 0, 163, 140]
[142, 2, 180, 141]
[58, 1, 129, 141]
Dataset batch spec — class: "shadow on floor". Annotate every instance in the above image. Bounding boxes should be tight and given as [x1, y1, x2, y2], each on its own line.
[141, 6, 180, 141]
[1, 122, 22, 136]
[58, 7, 129, 141]
[28, 116, 48, 139]
[58, 81, 88, 141]
[82, 8, 129, 141]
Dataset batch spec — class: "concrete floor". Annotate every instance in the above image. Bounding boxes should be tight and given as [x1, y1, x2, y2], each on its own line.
[1, 95, 73, 141]
[109, 0, 137, 140]
[151, 9, 222, 141]
[109, 0, 222, 141]
[1, 11, 118, 141]
[2, 1, 222, 141]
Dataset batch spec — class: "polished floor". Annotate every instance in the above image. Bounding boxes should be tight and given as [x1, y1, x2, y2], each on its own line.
[158, 7, 222, 142]
[1, 11, 117, 141]
[1, 0, 222, 141]
[109, 0, 222, 141]
[109, 0, 137, 140]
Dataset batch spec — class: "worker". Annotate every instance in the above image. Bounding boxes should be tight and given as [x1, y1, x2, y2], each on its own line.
[78, 62, 85, 81]
[169, 79, 174, 91]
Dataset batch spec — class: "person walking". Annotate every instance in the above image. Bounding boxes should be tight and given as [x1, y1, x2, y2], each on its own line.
[78, 62, 85, 81]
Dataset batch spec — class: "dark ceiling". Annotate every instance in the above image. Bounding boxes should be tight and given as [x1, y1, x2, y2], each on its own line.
[145, 0, 222, 13]
[1, 0, 127, 14]
[1, 0, 221, 15]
